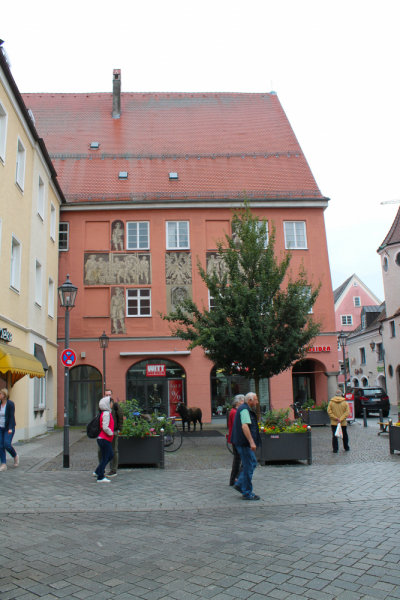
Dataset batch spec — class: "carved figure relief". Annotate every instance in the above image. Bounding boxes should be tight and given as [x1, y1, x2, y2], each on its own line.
[110, 287, 127, 334]
[165, 252, 192, 285]
[206, 252, 229, 281]
[111, 220, 124, 251]
[84, 253, 151, 285]
[171, 286, 189, 310]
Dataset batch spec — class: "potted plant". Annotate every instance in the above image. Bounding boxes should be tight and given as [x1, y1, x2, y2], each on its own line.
[301, 399, 330, 426]
[256, 409, 312, 465]
[389, 421, 400, 454]
[118, 399, 167, 468]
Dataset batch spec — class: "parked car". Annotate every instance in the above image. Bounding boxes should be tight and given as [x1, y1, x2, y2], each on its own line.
[345, 387, 390, 418]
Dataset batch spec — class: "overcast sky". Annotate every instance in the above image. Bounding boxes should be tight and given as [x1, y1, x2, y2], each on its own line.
[3, 0, 400, 300]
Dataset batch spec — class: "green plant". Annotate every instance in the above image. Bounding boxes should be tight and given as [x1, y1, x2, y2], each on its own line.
[260, 408, 308, 434]
[119, 399, 176, 439]
[302, 398, 328, 411]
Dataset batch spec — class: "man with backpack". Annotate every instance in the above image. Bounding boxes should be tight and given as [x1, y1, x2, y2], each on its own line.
[96, 389, 123, 477]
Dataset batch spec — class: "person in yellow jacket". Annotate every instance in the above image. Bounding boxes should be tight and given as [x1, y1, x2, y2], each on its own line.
[327, 390, 350, 453]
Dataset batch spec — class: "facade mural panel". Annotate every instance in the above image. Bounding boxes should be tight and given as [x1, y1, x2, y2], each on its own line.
[111, 220, 124, 251]
[110, 286, 127, 334]
[206, 252, 229, 281]
[84, 253, 151, 285]
[165, 252, 192, 313]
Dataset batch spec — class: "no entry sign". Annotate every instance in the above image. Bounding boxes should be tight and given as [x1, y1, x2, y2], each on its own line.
[61, 348, 77, 367]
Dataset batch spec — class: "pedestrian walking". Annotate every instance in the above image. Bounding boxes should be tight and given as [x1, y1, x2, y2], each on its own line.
[0, 388, 18, 472]
[94, 397, 114, 483]
[228, 394, 244, 486]
[230, 392, 261, 500]
[97, 389, 123, 477]
[327, 389, 350, 453]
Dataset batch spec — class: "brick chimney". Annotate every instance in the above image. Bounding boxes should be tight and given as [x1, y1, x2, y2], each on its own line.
[112, 69, 121, 118]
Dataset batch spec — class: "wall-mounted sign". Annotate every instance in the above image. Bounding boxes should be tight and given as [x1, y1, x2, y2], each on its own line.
[377, 366, 385, 373]
[308, 346, 331, 352]
[146, 364, 166, 377]
[0, 328, 12, 343]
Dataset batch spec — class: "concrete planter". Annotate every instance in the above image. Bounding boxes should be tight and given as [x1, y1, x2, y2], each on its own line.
[256, 429, 312, 465]
[118, 434, 165, 468]
[389, 424, 400, 454]
[302, 409, 330, 426]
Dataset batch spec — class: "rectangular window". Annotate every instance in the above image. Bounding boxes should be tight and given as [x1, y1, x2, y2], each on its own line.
[10, 235, 21, 291]
[15, 137, 26, 191]
[256, 221, 269, 248]
[359, 347, 366, 365]
[208, 291, 215, 311]
[0, 101, 7, 163]
[38, 176, 45, 220]
[34, 376, 46, 409]
[50, 204, 56, 241]
[390, 320, 396, 338]
[48, 278, 54, 318]
[377, 343, 384, 362]
[59, 222, 69, 251]
[35, 260, 42, 307]
[354, 296, 361, 307]
[341, 315, 353, 326]
[166, 221, 189, 249]
[126, 221, 149, 249]
[361, 314, 366, 329]
[284, 221, 307, 249]
[126, 288, 151, 317]
[353, 281, 358, 287]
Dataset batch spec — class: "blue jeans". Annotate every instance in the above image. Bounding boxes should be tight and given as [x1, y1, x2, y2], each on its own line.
[0, 427, 17, 464]
[96, 438, 114, 480]
[235, 446, 258, 497]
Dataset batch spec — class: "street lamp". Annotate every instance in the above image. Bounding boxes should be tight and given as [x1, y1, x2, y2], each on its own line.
[58, 274, 78, 469]
[99, 331, 109, 394]
[338, 330, 348, 394]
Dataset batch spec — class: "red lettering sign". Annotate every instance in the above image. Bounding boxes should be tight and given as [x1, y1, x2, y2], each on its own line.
[308, 346, 331, 353]
[146, 364, 166, 377]
[169, 380, 183, 416]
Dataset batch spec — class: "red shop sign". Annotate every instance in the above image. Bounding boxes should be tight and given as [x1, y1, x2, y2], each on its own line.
[146, 364, 166, 377]
[308, 346, 331, 353]
[169, 380, 183, 417]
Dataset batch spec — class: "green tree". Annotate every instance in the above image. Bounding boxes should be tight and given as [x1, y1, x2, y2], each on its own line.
[161, 202, 322, 418]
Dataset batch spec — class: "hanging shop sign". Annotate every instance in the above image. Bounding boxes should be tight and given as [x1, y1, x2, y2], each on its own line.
[308, 346, 331, 353]
[146, 364, 166, 377]
[377, 366, 385, 373]
[0, 328, 12, 343]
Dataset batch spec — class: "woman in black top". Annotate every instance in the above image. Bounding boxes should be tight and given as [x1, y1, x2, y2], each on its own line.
[0, 388, 18, 471]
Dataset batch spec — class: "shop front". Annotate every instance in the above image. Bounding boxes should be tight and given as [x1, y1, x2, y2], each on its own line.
[210, 366, 269, 416]
[68, 365, 103, 426]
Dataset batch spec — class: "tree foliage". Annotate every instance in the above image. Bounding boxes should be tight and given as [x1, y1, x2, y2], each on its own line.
[161, 202, 322, 409]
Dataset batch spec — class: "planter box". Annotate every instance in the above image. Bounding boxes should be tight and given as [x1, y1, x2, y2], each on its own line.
[302, 409, 330, 427]
[389, 424, 400, 454]
[118, 434, 165, 468]
[256, 430, 312, 465]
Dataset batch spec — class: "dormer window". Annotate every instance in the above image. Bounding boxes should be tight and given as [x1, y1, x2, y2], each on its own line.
[361, 314, 366, 329]
[90, 142, 100, 149]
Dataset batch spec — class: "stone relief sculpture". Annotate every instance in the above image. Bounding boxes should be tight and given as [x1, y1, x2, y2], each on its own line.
[111, 220, 124, 251]
[171, 286, 189, 310]
[206, 252, 229, 281]
[84, 253, 151, 285]
[165, 252, 192, 285]
[110, 287, 127, 334]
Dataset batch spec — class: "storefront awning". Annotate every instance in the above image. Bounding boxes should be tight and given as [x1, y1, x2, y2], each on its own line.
[0, 342, 45, 386]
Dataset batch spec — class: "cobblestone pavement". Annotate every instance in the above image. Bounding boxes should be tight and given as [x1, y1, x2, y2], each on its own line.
[1, 416, 400, 600]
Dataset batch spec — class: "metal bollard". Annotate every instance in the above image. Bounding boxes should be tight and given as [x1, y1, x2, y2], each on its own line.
[363, 407, 368, 427]
[379, 409, 383, 432]
[160, 428, 165, 469]
[307, 426, 312, 465]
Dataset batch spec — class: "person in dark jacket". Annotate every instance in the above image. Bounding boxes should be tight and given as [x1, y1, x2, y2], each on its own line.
[231, 392, 261, 500]
[0, 388, 18, 471]
[96, 389, 124, 477]
[228, 395, 244, 486]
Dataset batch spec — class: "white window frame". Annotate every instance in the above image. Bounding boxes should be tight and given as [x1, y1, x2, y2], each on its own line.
[15, 137, 26, 191]
[382, 255, 389, 273]
[353, 281, 358, 287]
[126, 221, 150, 250]
[48, 278, 54, 318]
[34, 375, 46, 409]
[35, 259, 43, 307]
[38, 175, 45, 221]
[126, 288, 152, 317]
[208, 290, 215, 311]
[359, 346, 366, 365]
[376, 342, 384, 362]
[0, 100, 8, 164]
[283, 221, 307, 250]
[50, 203, 56, 242]
[10, 234, 21, 292]
[389, 320, 396, 338]
[353, 296, 361, 307]
[256, 221, 269, 248]
[361, 314, 366, 329]
[59, 222, 69, 251]
[341, 315, 353, 326]
[166, 221, 190, 250]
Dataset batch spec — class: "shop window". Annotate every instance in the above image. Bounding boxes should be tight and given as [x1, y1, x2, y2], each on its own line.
[284, 221, 307, 249]
[166, 221, 189, 249]
[126, 221, 149, 250]
[59, 222, 69, 251]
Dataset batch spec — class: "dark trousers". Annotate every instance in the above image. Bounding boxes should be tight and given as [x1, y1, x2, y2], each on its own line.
[96, 438, 114, 480]
[235, 446, 258, 497]
[331, 425, 349, 452]
[97, 434, 118, 471]
[0, 428, 17, 464]
[229, 443, 242, 486]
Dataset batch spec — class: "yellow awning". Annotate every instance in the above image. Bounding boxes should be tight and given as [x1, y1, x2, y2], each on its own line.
[0, 342, 45, 385]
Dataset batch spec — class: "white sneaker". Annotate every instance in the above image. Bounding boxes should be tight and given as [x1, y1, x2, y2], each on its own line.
[96, 477, 110, 483]
[0, 464, 7, 472]
[93, 471, 97, 477]
[14, 455, 19, 467]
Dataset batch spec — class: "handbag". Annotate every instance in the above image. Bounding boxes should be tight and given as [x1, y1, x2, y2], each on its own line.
[335, 422, 343, 438]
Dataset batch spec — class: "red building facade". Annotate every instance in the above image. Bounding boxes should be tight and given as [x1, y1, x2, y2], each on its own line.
[24, 75, 340, 423]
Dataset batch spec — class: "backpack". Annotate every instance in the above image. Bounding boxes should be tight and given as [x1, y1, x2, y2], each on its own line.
[86, 413, 101, 439]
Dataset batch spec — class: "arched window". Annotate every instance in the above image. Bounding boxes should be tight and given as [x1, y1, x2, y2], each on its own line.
[361, 377, 368, 387]
[352, 377, 360, 387]
[69, 365, 102, 425]
[210, 366, 269, 416]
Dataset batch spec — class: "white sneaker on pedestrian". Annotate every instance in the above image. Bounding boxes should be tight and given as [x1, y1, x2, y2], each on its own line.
[96, 477, 110, 483]
[0, 464, 7, 472]
[14, 455, 19, 467]
[93, 471, 97, 477]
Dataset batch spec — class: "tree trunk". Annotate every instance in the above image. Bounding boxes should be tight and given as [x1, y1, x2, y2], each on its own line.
[254, 375, 261, 422]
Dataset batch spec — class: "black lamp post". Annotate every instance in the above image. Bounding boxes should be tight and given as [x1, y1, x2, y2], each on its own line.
[99, 331, 109, 394]
[338, 330, 348, 394]
[58, 274, 78, 468]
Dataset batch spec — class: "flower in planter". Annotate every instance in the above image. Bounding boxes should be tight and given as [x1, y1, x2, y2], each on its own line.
[261, 408, 308, 434]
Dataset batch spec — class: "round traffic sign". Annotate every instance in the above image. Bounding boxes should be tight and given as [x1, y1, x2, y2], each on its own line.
[61, 348, 77, 367]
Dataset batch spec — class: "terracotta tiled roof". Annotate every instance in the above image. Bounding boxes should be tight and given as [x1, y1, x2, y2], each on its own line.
[22, 91, 325, 201]
[379, 207, 400, 249]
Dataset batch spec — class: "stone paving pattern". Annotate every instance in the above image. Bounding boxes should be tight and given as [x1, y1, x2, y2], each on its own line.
[1, 415, 400, 599]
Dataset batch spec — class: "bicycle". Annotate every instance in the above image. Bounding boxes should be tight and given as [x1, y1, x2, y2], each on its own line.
[151, 406, 183, 453]
[290, 401, 305, 423]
